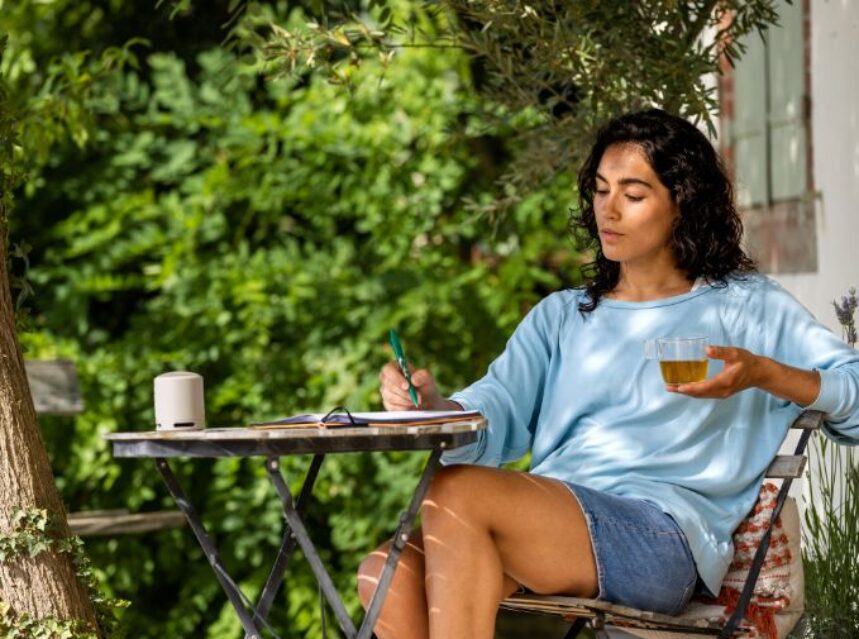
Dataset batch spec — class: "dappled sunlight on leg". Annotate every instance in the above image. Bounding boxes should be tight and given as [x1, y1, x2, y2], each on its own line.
[362, 548, 423, 581]
[357, 574, 379, 589]
[373, 617, 412, 639]
[418, 467, 599, 637]
[521, 473, 560, 495]
[422, 513, 503, 637]
[423, 571, 448, 591]
[421, 498, 479, 536]
[355, 532, 430, 639]
[424, 534, 502, 639]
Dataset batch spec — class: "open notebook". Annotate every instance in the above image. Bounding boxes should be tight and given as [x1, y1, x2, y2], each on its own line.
[251, 410, 482, 429]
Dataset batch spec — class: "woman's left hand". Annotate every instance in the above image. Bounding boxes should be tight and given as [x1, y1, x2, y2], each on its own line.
[666, 345, 764, 399]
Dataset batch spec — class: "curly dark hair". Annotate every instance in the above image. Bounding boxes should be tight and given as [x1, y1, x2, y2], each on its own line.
[572, 108, 757, 314]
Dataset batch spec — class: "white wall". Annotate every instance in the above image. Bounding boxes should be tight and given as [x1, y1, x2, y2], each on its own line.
[765, 2, 859, 510]
[771, 0, 859, 332]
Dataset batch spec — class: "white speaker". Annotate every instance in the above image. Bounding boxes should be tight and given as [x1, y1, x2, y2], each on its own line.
[154, 371, 206, 430]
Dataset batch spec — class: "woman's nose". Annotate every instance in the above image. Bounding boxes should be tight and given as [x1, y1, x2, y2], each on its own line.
[600, 193, 621, 219]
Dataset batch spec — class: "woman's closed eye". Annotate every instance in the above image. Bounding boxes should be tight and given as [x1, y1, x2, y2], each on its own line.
[594, 189, 645, 202]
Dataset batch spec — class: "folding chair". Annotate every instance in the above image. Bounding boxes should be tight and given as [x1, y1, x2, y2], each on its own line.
[500, 409, 823, 638]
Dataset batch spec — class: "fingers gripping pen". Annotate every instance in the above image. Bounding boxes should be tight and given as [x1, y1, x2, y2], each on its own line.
[388, 329, 419, 407]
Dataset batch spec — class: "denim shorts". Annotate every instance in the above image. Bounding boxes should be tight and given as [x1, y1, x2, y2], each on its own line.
[562, 482, 698, 616]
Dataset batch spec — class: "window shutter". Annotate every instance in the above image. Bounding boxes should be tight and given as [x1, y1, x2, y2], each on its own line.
[767, 0, 806, 201]
[732, 33, 768, 207]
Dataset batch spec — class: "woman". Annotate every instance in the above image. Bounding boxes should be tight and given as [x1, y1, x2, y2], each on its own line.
[359, 109, 859, 639]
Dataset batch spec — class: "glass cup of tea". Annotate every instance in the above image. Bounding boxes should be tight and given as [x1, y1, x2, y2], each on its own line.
[645, 337, 709, 384]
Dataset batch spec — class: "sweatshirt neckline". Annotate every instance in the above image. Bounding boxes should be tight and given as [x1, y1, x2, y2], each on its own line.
[597, 281, 713, 309]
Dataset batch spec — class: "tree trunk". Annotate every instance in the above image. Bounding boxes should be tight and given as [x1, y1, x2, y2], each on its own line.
[0, 219, 99, 629]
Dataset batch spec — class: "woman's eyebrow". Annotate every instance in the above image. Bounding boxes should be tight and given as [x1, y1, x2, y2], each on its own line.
[595, 172, 654, 189]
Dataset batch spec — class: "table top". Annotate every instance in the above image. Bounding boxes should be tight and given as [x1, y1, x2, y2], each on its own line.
[104, 418, 486, 458]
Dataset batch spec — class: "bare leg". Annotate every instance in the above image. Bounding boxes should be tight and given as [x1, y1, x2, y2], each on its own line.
[357, 530, 430, 639]
[358, 529, 521, 639]
[357, 466, 597, 639]
[421, 466, 598, 639]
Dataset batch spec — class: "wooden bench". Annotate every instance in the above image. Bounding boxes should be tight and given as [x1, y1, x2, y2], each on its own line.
[500, 409, 823, 638]
[27, 359, 184, 537]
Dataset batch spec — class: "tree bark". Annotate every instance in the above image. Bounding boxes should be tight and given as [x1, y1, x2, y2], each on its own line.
[0, 219, 99, 629]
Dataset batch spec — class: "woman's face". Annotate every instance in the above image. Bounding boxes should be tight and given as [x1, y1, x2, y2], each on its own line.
[593, 143, 679, 270]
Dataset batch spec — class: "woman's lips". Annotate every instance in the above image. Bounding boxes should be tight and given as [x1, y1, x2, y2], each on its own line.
[599, 230, 623, 242]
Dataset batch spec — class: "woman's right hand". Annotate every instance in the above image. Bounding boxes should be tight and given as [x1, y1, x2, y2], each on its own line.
[379, 362, 448, 411]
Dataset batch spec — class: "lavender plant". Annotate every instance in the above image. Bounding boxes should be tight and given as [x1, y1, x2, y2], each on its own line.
[832, 287, 857, 347]
[799, 437, 859, 637]
[794, 287, 859, 638]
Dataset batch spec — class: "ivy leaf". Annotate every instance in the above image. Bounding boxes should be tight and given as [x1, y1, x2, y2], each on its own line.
[28, 539, 52, 557]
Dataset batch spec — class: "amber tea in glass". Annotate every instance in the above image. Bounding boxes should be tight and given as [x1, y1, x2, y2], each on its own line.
[647, 337, 709, 384]
[659, 359, 708, 383]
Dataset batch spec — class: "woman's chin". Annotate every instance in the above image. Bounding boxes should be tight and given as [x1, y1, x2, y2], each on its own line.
[600, 247, 624, 262]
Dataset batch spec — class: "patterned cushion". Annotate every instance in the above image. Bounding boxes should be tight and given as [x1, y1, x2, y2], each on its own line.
[619, 482, 804, 639]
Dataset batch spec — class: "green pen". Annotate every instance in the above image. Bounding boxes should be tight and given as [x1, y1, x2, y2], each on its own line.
[389, 329, 419, 407]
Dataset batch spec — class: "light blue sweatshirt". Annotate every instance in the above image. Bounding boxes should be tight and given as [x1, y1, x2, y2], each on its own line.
[444, 273, 859, 595]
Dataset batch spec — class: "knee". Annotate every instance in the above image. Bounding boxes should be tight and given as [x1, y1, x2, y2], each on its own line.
[357, 542, 390, 608]
[357, 535, 425, 609]
[421, 465, 479, 530]
[424, 465, 469, 507]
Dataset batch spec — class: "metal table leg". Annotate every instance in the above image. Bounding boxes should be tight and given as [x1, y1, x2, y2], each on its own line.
[159, 445, 445, 638]
[356, 448, 443, 639]
[266, 448, 443, 639]
[247, 454, 326, 638]
[156, 458, 265, 639]
[267, 456, 359, 638]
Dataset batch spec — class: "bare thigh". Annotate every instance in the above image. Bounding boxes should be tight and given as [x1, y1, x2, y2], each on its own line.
[361, 530, 522, 597]
[421, 465, 599, 597]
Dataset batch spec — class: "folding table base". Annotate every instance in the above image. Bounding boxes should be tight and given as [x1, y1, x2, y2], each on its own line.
[155, 448, 443, 639]
[156, 458, 266, 638]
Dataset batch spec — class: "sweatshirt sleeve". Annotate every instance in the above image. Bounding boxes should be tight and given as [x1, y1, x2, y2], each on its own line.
[752, 276, 859, 445]
[441, 292, 565, 466]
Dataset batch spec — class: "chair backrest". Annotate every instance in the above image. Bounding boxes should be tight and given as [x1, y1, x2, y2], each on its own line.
[765, 409, 821, 479]
[718, 409, 822, 639]
[26, 359, 84, 416]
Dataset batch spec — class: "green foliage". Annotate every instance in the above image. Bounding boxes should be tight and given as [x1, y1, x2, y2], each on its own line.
[801, 435, 859, 636]
[0, 603, 97, 639]
[797, 299, 859, 637]
[11, 4, 578, 637]
[0, 509, 58, 562]
[240, 0, 789, 213]
[0, 509, 128, 639]
[6, 2, 788, 637]
[1, 6, 146, 330]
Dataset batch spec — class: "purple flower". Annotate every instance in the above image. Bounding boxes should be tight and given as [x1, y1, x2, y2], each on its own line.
[833, 287, 858, 348]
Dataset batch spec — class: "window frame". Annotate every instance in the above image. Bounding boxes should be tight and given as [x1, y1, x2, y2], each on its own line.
[718, 0, 817, 274]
